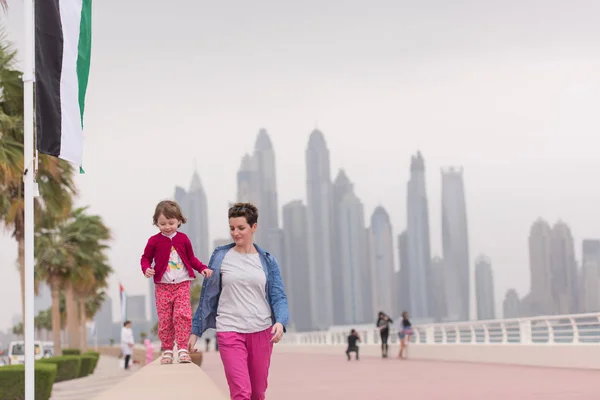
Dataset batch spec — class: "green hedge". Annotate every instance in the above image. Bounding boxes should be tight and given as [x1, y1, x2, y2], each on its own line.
[85, 352, 100, 374]
[37, 356, 81, 382]
[78, 355, 96, 378]
[61, 348, 81, 356]
[0, 363, 57, 400]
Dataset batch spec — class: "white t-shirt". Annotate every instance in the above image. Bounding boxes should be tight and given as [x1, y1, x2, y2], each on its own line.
[216, 249, 272, 333]
[160, 232, 193, 284]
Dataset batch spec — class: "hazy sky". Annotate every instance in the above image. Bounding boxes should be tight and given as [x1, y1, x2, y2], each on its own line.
[1, 0, 600, 330]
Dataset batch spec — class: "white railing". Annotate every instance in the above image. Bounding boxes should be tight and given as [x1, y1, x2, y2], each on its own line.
[281, 312, 600, 346]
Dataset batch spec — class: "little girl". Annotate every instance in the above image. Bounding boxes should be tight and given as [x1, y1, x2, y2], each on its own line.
[141, 200, 212, 364]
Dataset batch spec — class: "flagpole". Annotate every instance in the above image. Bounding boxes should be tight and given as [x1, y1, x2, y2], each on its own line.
[23, 0, 36, 398]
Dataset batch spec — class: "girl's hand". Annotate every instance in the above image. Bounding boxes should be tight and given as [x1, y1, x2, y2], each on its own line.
[145, 268, 155, 278]
[201, 269, 213, 279]
[271, 323, 284, 343]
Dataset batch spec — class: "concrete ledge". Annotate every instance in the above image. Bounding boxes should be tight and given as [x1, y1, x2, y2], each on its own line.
[95, 346, 161, 366]
[91, 358, 228, 399]
[277, 343, 600, 370]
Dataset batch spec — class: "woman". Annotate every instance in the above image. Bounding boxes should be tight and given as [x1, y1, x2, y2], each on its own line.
[189, 202, 289, 400]
[398, 311, 413, 359]
[376, 311, 393, 358]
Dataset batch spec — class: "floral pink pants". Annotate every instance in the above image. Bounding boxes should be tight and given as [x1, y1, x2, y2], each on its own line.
[154, 281, 191, 351]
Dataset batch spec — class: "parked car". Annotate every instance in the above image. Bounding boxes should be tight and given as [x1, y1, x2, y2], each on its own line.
[7, 341, 43, 365]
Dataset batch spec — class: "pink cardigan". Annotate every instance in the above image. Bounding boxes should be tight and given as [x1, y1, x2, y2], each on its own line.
[140, 232, 208, 283]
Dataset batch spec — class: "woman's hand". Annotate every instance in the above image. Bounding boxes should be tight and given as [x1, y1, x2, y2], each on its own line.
[201, 269, 213, 279]
[271, 323, 284, 343]
[188, 334, 198, 353]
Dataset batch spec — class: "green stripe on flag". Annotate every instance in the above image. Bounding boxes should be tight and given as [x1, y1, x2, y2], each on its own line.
[77, 0, 92, 127]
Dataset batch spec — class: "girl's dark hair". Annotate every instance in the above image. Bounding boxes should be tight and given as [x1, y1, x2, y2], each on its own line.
[123, 320, 131, 327]
[228, 202, 259, 226]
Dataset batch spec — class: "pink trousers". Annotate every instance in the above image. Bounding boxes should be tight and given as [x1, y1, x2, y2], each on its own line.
[155, 281, 191, 351]
[217, 328, 273, 400]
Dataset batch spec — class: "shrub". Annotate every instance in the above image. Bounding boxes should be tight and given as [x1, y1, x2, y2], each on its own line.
[0, 363, 57, 400]
[85, 352, 100, 373]
[78, 355, 96, 377]
[37, 356, 81, 382]
[61, 349, 81, 356]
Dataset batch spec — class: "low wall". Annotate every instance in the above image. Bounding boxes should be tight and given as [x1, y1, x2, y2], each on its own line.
[92, 357, 227, 400]
[95, 346, 161, 366]
[276, 343, 600, 370]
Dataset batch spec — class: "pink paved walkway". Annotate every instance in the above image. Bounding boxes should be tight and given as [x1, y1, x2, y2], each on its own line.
[201, 349, 600, 399]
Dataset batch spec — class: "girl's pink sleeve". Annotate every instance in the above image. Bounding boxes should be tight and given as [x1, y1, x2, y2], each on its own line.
[141, 237, 155, 274]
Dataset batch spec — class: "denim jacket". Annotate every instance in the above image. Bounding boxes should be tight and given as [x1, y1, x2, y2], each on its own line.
[191, 243, 289, 338]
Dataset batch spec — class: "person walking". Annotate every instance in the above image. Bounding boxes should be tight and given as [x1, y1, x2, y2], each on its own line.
[120, 321, 134, 370]
[398, 311, 413, 359]
[376, 311, 393, 358]
[189, 203, 289, 400]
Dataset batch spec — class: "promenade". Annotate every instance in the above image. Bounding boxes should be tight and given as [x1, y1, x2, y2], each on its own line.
[50, 356, 139, 400]
[201, 348, 599, 399]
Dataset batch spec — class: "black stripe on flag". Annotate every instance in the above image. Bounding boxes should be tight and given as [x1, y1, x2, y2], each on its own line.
[35, 0, 63, 157]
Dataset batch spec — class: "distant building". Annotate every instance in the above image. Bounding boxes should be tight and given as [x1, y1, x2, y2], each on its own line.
[581, 239, 600, 312]
[441, 166, 470, 321]
[175, 170, 210, 266]
[430, 256, 447, 322]
[282, 200, 312, 331]
[406, 152, 432, 319]
[368, 206, 395, 320]
[475, 255, 495, 320]
[305, 129, 334, 329]
[503, 289, 520, 319]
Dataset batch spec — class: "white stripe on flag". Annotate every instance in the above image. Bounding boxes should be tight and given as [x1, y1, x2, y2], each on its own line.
[59, 0, 84, 165]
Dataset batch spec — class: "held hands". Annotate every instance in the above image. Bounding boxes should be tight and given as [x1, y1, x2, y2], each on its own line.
[188, 334, 198, 353]
[271, 323, 284, 343]
[144, 268, 155, 278]
[201, 269, 213, 279]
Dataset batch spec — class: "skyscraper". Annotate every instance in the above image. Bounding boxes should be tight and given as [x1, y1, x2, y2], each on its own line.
[503, 289, 520, 319]
[441, 166, 470, 321]
[550, 221, 578, 314]
[430, 256, 447, 322]
[397, 231, 411, 315]
[368, 206, 395, 319]
[406, 152, 432, 319]
[475, 255, 495, 320]
[235, 129, 283, 261]
[306, 129, 334, 329]
[237, 154, 259, 205]
[528, 219, 553, 315]
[336, 176, 368, 324]
[581, 239, 600, 312]
[94, 296, 113, 345]
[174, 170, 210, 264]
[332, 169, 354, 325]
[282, 200, 312, 331]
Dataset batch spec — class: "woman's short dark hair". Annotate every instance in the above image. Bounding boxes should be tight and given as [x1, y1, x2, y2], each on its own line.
[228, 202, 259, 226]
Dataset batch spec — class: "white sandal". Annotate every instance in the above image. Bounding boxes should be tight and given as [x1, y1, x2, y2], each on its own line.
[178, 349, 192, 363]
[161, 350, 174, 365]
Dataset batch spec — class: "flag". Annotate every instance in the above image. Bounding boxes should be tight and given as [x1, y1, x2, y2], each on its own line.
[35, 0, 92, 166]
[119, 283, 127, 323]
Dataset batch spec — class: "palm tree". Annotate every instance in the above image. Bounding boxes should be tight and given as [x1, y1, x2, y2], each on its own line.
[62, 208, 111, 349]
[0, 33, 77, 329]
[12, 322, 23, 338]
[35, 222, 76, 356]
